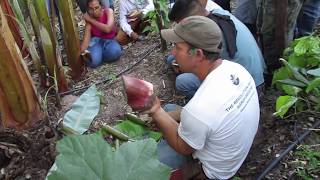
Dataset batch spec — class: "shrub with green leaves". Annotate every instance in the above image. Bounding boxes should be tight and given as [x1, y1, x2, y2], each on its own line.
[143, 0, 169, 34]
[295, 145, 320, 179]
[272, 35, 320, 118]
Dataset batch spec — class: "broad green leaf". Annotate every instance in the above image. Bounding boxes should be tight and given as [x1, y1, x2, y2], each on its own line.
[280, 59, 309, 85]
[307, 68, 320, 77]
[114, 120, 162, 141]
[305, 55, 319, 67]
[282, 47, 293, 58]
[274, 96, 298, 118]
[63, 85, 100, 134]
[300, 68, 308, 76]
[294, 37, 308, 56]
[281, 85, 302, 96]
[142, 26, 152, 33]
[311, 47, 320, 55]
[288, 54, 306, 68]
[48, 134, 171, 180]
[306, 77, 320, 93]
[272, 67, 291, 86]
[277, 79, 307, 88]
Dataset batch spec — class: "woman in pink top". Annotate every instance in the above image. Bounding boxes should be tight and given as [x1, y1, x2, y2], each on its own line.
[81, 0, 122, 68]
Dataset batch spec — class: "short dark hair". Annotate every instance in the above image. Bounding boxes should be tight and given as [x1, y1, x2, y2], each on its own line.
[169, 0, 203, 22]
[203, 50, 221, 61]
[188, 45, 221, 61]
[86, 0, 102, 7]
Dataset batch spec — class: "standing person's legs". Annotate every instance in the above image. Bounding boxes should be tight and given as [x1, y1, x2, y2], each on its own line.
[87, 38, 103, 68]
[287, 0, 304, 42]
[296, 0, 320, 37]
[234, 0, 257, 36]
[101, 39, 122, 63]
[257, 0, 302, 73]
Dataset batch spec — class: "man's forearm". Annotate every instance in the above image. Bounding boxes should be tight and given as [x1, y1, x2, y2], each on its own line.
[81, 24, 91, 51]
[151, 108, 193, 155]
[86, 18, 113, 33]
[167, 108, 182, 122]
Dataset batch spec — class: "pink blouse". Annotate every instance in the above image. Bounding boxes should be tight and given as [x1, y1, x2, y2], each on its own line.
[91, 8, 117, 39]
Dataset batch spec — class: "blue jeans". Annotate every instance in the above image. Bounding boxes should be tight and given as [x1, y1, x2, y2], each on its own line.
[176, 74, 201, 99]
[234, 0, 257, 25]
[296, 0, 320, 37]
[157, 104, 192, 169]
[87, 37, 122, 68]
[166, 55, 201, 99]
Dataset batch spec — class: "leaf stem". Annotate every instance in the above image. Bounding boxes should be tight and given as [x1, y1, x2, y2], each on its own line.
[125, 113, 146, 126]
[101, 125, 130, 141]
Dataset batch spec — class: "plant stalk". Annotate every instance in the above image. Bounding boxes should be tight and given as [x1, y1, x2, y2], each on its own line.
[101, 125, 130, 141]
[125, 113, 146, 126]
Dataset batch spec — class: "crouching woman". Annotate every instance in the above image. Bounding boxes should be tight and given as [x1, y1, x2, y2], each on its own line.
[81, 0, 122, 68]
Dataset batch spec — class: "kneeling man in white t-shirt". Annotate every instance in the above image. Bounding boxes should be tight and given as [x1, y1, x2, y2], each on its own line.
[144, 16, 260, 179]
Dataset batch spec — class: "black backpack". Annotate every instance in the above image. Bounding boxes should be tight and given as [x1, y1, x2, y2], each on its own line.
[207, 12, 237, 58]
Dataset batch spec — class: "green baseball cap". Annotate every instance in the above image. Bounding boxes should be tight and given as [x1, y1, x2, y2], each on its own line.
[161, 16, 222, 53]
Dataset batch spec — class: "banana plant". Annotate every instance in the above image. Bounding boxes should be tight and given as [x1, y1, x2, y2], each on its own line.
[39, 25, 68, 92]
[0, 6, 43, 130]
[0, 0, 28, 57]
[11, 0, 47, 87]
[143, 0, 169, 51]
[273, 36, 320, 118]
[32, 0, 69, 92]
[56, 0, 85, 80]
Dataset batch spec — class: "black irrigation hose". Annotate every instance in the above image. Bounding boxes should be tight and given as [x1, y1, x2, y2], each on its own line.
[257, 119, 320, 180]
[59, 43, 160, 96]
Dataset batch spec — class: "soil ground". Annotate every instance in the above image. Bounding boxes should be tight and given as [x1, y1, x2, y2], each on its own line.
[0, 1, 320, 180]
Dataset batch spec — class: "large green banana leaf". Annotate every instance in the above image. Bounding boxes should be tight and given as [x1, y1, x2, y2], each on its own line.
[48, 134, 171, 180]
[63, 85, 100, 134]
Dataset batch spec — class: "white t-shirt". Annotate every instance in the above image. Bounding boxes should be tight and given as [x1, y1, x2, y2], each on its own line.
[178, 60, 260, 179]
[119, 0, 154, 36]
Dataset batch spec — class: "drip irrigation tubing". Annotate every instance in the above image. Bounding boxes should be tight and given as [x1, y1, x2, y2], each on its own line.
[58, 43, 160, 96]
[256, 119, 320, 180]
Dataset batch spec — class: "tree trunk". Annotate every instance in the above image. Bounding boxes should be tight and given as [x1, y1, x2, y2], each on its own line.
[0, 6, 43, 130]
